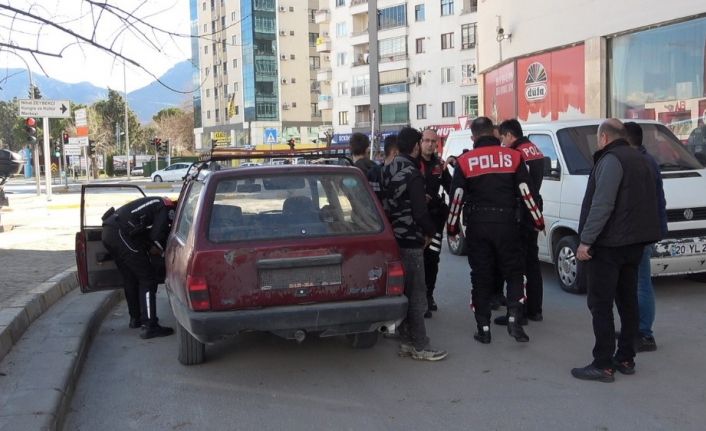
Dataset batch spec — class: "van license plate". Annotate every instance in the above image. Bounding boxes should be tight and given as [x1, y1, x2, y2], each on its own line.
[669, 240, 706, 257]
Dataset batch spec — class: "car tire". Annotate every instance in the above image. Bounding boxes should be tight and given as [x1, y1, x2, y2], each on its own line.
[347, 331, 379, 349]
[554, 235, 586, 294]
[447, 224, 467, 256]
[177, 322, 205, 365]
[153, 175, 163, 182]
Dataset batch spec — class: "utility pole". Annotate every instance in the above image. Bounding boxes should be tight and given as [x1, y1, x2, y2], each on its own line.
[124, 59, 131, 180]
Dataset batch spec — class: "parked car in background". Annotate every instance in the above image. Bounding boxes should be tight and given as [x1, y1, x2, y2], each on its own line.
[130, 167, 144, 176]
[165, 161, 407, 365]
[151, 163, 191, 182]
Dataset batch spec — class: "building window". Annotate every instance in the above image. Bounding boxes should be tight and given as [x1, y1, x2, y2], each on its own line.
[214, 87, 219, 99]
[378, 5, 406, 30]
[221, 16, 226, 28]
[309, 56, 320, 70]
[213, 65, 218, 77]
[414, 4, 425, 22]
[461, 23, 476, 49]
[441, 0, 454, 16]
[215, 109, 220, 122]
[336, 22, 347, 37]
[312, 103, 322, 117]
[462, 95, 478, 117]
[378, 36, 407, 61]
[212, 43, 216, 54]
[204, 45, 208, 54]
[289, 6, 294, 11]
[210, 0, 214, 9]
[223, 63, 227, 75]
[337, 52, 347, 66]
[203, 23, 207, 33]
[205, 67, 209, 76]
[232, 11, 237, 21]
[233, 59, 238, 68]
[352, 75, 370, 96]
[441, 67, 453, 84]
[290, 30, 295, 36]
[290, 54, 296, 60]
[292, 102, 297, 108]
[206, 110, 211, 119]
[211, 20, 216, 34]
[309, 9, 316, 23]
[339, 111, 348, 125]
[461, 63, 476, 85]
[233, 82, 239, 92]
[291, 77, 296, 84]
[381, 103, 409, 125]
[202, 2, 206, 11]
[441, 32, 454, 49]
[417, 104, 426, 119]
[338, 81, 349, 96]
[223, 84, 228, 95]
[232, 35, 237, 45]
[309, 32, 319, 47]
[442, 101, 455, 117]
[336, 0, 345, 7]
[205, 89, 210, 97]
[415, 38, 424, 54]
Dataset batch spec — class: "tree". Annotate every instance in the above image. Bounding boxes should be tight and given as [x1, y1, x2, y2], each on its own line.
[152, 106, 195, 156]
[90, 89, 141, 155]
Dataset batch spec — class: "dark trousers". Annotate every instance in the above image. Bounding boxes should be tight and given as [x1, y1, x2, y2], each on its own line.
[399, 247, 429, 350]
[586, 244, 643, 368]
[102, 226, 159, 326]
[523, 229, 543, 316]
[466, 223, 525, 326]
[423, 231, 443, 300]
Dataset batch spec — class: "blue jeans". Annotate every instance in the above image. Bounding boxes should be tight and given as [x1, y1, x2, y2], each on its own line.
[637, 245, 655, 337]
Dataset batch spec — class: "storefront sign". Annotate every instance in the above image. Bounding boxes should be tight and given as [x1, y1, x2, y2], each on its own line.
[426, 124, 460, 138]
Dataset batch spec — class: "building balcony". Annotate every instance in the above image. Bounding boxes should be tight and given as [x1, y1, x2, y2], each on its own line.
[354, 121, 371, 128]
[316, 68, 332, 82]
[316, 37, 331, 53]
[318, 95, 333, 110]
[350, 0, 368, 15]
[350, 30, 369, 46]
[314, 9, 330, 24]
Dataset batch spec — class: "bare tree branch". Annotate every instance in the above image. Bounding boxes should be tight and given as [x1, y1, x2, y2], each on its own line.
[0, 42, 62, 57]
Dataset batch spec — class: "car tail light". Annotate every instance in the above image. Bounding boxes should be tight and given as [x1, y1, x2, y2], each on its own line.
[386, 261, 405, 296]
[187, 275, 211, 311]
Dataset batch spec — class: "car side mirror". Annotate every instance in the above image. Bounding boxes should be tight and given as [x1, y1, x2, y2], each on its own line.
[543, 156, 560, 179]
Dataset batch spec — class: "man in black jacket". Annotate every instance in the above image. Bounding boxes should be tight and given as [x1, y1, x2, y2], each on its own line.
[102, 196, 177, 339]
[350, 132, 375, 175]
[447, 117, 545, 344]
[495, 119, 545, 325]
[383, 127, 448, 361]
[572, 119, 661, 382]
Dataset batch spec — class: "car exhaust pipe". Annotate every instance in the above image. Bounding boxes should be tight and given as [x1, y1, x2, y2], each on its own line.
[294, 330, 306, 343]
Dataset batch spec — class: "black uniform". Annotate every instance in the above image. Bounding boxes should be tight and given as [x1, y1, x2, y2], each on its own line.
[418, 154, 451, 308]
[448, 135, 544, 341]
[101, 196, 175, 335]
[509, 137, 545, 318]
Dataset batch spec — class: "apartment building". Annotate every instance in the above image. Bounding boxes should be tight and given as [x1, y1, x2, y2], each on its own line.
[317, 0, 479, 148]
[193, 0, 331, 150]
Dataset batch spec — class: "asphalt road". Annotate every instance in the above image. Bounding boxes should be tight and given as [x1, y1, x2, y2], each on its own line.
[64, 249, 706, 431]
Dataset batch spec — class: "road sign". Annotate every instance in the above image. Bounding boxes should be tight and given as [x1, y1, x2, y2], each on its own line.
[264, 128, 278, 145]
[75, 108, 87, 126]
[18, 99, 71, 118]
[68, 137, 89, 147]
[64, 144, 82, 156]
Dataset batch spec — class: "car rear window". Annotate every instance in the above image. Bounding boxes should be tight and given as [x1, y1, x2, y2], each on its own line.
[207, 172, 384, 242]
[557, 123, 703, 174]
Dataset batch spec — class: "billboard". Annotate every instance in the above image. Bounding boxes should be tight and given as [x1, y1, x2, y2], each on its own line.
[483, 62, 517, 123]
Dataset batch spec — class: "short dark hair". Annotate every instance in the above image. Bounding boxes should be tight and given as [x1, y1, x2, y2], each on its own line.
[349, 133, 370, 156]
[471, 116, 495, 138]
[498, 119, 523, 139]
[624, 122, 643, 147]
[397, 127, 422, 154]
[383, 134, 398, 157]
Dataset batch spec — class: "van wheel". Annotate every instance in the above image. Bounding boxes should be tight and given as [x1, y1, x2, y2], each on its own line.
[447, 225, 467, 255]
[347, 331, 378, 349]
[177, 322, 205, 365]
[554, 235, 586, 294]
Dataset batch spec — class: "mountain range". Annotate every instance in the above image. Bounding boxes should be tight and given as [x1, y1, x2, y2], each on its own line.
[0, 60, 194, 123]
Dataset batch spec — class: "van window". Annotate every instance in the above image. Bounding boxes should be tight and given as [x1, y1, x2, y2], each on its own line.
[528, 134, 558, 173]
[556, 124, 703, 174]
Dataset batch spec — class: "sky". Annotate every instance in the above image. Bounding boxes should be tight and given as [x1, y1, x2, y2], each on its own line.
[0, 0, 192, 92]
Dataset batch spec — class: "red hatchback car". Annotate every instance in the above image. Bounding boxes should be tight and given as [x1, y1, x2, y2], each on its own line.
[166, 162, 407, 364]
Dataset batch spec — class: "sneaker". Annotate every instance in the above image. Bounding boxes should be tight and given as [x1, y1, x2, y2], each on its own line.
[129, 317, 142, 329]
[140, 324, 175, 339]
[473, 325, 491, 344]
[410, 347, 448, 361]
[636, 335, 657, 352]
[398, 342, 414, 357]
[571, 364, 615, 383]
[428, 297, 438, 311]
[526, 313, 543, 322]
[613, 359, 636, 375]
[493, 315, 528, 326]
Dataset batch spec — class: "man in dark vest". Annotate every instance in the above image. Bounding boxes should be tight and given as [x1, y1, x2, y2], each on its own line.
[572, 119, 661, 383]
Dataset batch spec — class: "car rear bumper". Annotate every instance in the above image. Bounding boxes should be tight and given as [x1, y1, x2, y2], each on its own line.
[168, 292, 408, 343]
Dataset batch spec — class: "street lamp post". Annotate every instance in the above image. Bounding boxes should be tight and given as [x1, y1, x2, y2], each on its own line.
[124, 59, 131, 180]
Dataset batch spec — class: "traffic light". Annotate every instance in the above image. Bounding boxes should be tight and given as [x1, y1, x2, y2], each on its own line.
[62, 132, 69, 145]
[88, 140, 96, 156]
[160, 139, 169, 154]
[53, 140, 61, 157]
[153, 138, 161, 151]
[25, 117, 37, 144]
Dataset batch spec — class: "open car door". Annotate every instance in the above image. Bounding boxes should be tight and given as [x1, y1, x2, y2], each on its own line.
[75, 184, 146, 293]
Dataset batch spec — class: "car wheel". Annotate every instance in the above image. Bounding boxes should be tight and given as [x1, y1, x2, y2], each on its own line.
[177, 322, 205, 365]
[554, 235, 586, 294]
[347, 331, 379, 349]
[153, 175, 163, 182]
[447, 224, 467, 255]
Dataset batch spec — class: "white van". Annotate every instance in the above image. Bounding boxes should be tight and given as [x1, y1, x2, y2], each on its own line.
[444, 120, 706, 293]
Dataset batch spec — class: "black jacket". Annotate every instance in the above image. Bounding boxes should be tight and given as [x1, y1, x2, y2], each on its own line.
[419, 153, 451, 227]
[103, 196, 174, 249]
[578, 139, 661, 247]
[510, 136, 545, 228]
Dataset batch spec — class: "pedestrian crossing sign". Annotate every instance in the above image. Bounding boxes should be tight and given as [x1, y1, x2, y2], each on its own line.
[264, 128, 278, 145]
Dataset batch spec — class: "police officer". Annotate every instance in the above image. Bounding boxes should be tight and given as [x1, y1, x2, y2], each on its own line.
[102, 196, 177, 339]
[447, 117, 544, 344]
[418, 129, 451, 318]
[495, 119, 545, 325]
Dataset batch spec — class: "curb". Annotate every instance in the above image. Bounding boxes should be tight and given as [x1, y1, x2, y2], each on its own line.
[0, 268, 78, 363]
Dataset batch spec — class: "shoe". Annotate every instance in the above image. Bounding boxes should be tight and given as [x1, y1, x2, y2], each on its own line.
[494, 315, 528, 326]
[636, 335, 657, 352]
[424, 310, 432, 319]
[410, 347, 448, 361]
[398, 342, 414, 357]
[526, 313, 543, 322]
[507, 315, 530, 342]
[428, 297, 438, 311]
[571, 364, 615, 383]
[129, 318, 142, 329]
[139, 324, 174, 339]
[473, 325, 491, 344]
[613, 359, 636, 375]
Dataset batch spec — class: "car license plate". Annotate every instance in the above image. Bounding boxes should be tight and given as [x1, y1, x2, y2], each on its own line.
[669, 239, 706, 257]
